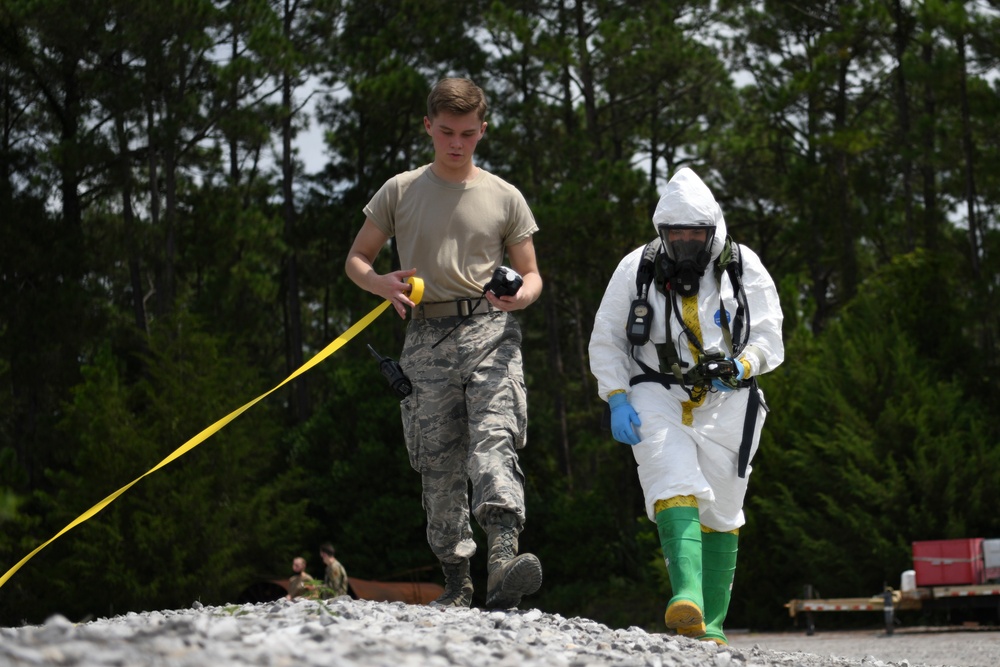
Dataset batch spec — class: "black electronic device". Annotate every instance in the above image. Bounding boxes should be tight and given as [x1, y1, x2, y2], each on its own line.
[484, 266, 523, 297]
[367, 344, 412, 400]
[625, 298, 652, 346]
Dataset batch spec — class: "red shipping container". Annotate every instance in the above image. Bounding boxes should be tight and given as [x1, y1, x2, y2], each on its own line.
[912, 538, 985, 586]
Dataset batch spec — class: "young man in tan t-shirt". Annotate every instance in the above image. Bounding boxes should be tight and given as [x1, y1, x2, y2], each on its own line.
[345, 77, 543, 609]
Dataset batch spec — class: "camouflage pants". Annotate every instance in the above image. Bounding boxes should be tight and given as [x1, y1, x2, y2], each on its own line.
[399, 311, 528, 564]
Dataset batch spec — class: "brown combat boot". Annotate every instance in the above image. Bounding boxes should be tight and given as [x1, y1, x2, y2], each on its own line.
[428, 559, 473, 608]
[484, 514, 543, 609]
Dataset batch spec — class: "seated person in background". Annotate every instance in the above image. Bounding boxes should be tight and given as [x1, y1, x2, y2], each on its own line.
[285, 556, 314, 600]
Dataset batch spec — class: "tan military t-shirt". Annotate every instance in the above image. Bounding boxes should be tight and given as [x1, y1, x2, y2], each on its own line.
[363, 165, 538, 304]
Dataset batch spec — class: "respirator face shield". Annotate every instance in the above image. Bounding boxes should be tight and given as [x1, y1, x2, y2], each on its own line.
[658, 222, 716, 296]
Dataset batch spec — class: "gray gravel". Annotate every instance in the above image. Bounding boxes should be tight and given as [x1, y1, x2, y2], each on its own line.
[727, 627, 1000, 667]
[0, 597, 996, 667]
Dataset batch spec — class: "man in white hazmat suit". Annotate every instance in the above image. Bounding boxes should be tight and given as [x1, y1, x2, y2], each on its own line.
[588, 167, 783, 644]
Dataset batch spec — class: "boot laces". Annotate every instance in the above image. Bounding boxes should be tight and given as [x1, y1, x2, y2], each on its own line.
[497, 529, 517, 559]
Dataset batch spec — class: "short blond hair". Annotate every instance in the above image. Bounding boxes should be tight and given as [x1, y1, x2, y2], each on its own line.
[427, 78, 488, 121]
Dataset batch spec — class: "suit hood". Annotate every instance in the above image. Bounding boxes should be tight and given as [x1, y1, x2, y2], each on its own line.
[651, 167, 727, 261]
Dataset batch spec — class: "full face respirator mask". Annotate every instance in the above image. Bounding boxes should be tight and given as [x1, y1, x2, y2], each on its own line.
[658, 223, 715, 297]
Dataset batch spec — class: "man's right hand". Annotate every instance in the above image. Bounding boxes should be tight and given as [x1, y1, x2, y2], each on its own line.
[345, 219, 417, 319]
[377, 268, 418, 318]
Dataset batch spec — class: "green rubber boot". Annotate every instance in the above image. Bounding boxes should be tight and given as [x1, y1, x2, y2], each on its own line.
[655, 496, 705, 637]
[699, 528, 739, 644]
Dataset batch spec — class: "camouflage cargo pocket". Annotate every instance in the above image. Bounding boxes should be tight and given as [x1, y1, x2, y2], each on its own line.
[510, 371, 528, 450]
[400, 390, 423, 472]
[489, 361, 528, 451]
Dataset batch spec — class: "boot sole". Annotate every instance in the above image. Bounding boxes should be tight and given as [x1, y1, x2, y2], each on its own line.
[698, 636, 728, 645]
[665, 599, 705, 636]
[485, 554, 543, 609]
[428, 593, 473, 608]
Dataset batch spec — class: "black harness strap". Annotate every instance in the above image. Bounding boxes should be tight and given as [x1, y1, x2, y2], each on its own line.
[717, 241, 750, 355]
[738, 379, 760, 479]
[629, 359, 683, 387]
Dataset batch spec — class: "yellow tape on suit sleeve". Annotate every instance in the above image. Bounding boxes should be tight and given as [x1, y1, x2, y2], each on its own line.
[0, 277, 424, 590]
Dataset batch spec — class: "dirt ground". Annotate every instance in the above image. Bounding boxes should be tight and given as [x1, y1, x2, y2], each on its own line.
[726, 626, 1000, 667]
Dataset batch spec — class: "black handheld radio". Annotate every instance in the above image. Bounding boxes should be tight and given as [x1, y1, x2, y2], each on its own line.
[367, 345, 412, 400]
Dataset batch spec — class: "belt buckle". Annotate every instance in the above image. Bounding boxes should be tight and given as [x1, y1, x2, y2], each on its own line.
[457, 298, 473, 317]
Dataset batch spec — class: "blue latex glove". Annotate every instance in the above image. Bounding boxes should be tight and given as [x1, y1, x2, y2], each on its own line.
[711, 378, 735, 392]
[711, 357, 746, 393]
[609, 392, 641, 445]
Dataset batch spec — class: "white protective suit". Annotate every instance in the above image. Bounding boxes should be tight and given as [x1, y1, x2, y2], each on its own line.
[589, 168, 784, 531]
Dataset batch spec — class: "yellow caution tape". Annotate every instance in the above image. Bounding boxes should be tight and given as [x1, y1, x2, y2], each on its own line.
[0, 277, 424, 590]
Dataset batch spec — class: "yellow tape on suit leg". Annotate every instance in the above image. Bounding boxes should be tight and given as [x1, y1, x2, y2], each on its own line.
[0, 277, 424, 590]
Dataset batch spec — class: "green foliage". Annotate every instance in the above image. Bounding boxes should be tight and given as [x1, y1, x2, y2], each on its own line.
[0, 319, 312, 624]
[734, 252, 1000, 628]
[0, 490, 16, 523]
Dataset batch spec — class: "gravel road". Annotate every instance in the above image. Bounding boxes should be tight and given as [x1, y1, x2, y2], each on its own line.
[727, 627, 1000, 667]
[1, 598, 997, 667]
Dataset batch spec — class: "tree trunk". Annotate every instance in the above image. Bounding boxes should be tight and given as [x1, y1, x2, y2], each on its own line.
[282, 0, 308, 424]
[833, 57, 856, 301]
[544, 287, 573, 489]
[919, 39, 939, 251]
[162, 138, 178, 315]
[955, 29, 981, 278]
[116, 105, 147, 336]
[891, 0, 915, 251]
[146, 103, 163, 317]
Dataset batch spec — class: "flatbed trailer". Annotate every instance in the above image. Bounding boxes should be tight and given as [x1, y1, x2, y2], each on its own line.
[785, 584, 1000, 635]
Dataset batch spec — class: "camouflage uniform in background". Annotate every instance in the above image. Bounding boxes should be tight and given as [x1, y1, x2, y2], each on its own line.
[323, 558, 349, 598]
[400, 311, 528, 563]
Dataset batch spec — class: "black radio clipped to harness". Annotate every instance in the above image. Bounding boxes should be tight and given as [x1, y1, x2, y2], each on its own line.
[367, 344, 412, 400]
